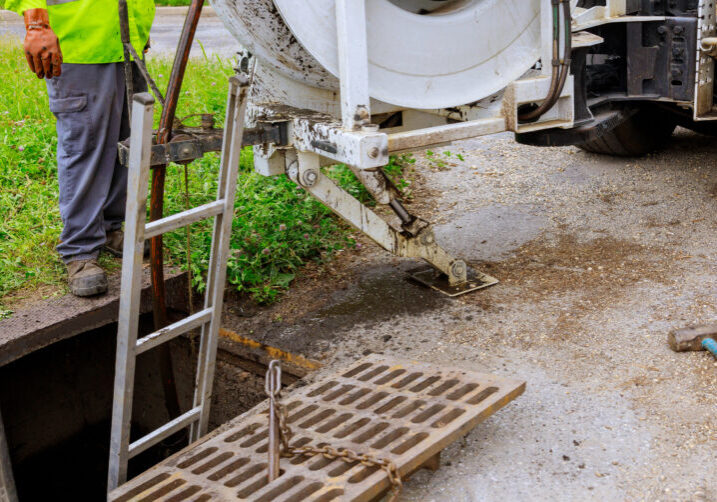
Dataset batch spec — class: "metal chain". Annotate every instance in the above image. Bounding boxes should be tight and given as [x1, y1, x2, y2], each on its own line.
[265, 362, 403, 501]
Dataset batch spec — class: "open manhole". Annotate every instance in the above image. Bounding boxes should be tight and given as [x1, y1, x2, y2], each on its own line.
[0, 313, 296, 501]
[111, 355, 525, 501]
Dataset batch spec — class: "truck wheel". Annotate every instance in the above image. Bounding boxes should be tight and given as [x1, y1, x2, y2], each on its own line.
[577, 108, 676, 156]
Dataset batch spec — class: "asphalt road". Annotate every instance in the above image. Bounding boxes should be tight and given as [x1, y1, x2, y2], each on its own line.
[0, 7, 237, 57]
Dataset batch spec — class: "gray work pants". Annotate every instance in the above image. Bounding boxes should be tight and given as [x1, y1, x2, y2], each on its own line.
[46, 62, 145, 263]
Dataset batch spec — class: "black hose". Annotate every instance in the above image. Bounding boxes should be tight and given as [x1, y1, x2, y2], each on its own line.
[518, 0, 572, 122]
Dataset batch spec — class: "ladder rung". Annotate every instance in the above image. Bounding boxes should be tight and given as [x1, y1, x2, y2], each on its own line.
[144, 199, 225, 239]
[135, 307, 213, 355]
[128, 406, 201, 459]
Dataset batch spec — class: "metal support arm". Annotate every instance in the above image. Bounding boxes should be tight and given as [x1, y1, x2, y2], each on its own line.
[288, 152, 476, 286]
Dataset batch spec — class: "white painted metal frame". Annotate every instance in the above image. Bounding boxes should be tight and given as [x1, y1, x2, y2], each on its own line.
[335, 0, 370, 130]
[107, 75, 250, 491]
[249, 0, 584, 173]
[572, 0, 627, 29]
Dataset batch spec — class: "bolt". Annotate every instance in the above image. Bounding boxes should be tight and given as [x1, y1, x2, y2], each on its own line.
[301, 169, 318, 187]
[356, 106, 370, 120]
[420, 232, 435, 246]
[368, 147, 380, 159]
[450, 260, 467, 279]
[201, 114, 215, 130]
[674, 25, 685, 35]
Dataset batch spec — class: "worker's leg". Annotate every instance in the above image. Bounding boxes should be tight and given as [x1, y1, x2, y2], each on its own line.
[47, 63, 126, 264]
[103, 62, 148, 236]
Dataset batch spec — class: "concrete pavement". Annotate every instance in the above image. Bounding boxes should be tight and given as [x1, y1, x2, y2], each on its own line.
[224, 128, 717, 501]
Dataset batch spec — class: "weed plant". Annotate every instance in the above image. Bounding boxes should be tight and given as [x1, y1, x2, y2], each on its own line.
[0, 40, 412, 308]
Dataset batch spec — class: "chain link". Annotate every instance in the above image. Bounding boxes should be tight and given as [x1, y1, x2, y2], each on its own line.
[266, 364, 402, 501]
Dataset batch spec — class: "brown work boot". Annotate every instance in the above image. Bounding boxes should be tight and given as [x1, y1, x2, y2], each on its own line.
[67, 259, 108, 297]
[103, 229, 124, 257]
[103, 230, 149, 258]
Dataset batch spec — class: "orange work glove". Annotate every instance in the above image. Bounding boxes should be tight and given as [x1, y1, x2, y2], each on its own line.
[23, 8, 62, 79]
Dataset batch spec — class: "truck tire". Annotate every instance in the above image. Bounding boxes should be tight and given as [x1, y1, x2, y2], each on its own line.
[576, 108, 677, 156]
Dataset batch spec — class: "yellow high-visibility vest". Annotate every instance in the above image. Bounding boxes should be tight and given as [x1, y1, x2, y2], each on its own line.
[6, 0, 155, 64]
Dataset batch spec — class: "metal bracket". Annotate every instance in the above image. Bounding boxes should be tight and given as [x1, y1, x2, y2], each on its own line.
[572, 0, 629, 30]
[251, 104, 389, 168]
[408, 265, 498, 297]
[117, 123, 286, 167]
[288, 151, 498, 295]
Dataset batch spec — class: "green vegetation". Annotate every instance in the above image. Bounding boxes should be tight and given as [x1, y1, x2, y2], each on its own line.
[0, 0, 192, 8]
[425, 149, 462, 170]
[154, 0, 192, 6]
[1, 39, 67, 301]
[0, 40, 413, 308]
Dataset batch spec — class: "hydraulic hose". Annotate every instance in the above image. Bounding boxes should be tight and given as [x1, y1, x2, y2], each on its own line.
[519, 0, 572, 122]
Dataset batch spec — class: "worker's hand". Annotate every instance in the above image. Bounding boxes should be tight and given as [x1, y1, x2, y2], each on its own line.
[23, 8, 62, 79]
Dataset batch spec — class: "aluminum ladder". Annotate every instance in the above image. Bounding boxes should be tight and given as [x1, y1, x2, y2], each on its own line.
[107, 75, 250, 491]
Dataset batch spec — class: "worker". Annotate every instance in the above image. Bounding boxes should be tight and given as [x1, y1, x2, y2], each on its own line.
[7, 0, 155, 296]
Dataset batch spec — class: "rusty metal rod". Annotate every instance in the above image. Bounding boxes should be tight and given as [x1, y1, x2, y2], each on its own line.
[148, 0, 205, 422]
[150, 0, 205, 330]
[118, 0, 134, 121]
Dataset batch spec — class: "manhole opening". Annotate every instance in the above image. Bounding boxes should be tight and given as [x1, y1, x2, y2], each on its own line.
[0, 312, 288, 501]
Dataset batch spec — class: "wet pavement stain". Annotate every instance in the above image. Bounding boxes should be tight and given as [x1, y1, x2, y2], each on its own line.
[434, 204, 546, 261]
[257, 266, 449, 354]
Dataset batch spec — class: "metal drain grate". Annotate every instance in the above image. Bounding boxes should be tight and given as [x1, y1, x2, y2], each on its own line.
[110, 355, 525, 501]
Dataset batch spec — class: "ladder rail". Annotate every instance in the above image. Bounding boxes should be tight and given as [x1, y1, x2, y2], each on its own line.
[108, 75, 251, 492]
[191, 75, 250, 441]
[108, 93, 156, 491]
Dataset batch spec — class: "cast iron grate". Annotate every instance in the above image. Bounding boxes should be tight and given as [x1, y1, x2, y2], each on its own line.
[110, 354, 525, 501]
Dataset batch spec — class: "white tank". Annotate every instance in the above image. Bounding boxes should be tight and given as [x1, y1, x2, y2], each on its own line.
[211, 0, 542, 109]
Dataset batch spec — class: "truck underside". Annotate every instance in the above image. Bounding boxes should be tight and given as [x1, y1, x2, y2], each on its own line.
[518, 0, 717, 155]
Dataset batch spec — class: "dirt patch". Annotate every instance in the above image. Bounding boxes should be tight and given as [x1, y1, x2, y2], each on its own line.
[462, 232, 681, 344]
[1, 283, 65, 312]
[483, 233, 674, 296]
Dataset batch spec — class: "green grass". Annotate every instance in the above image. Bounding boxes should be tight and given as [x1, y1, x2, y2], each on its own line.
[0, 1, 195, 8]
[0, 40, 413, 307]
[154, 0, 192, 6]
[0, 38, 67, 301]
